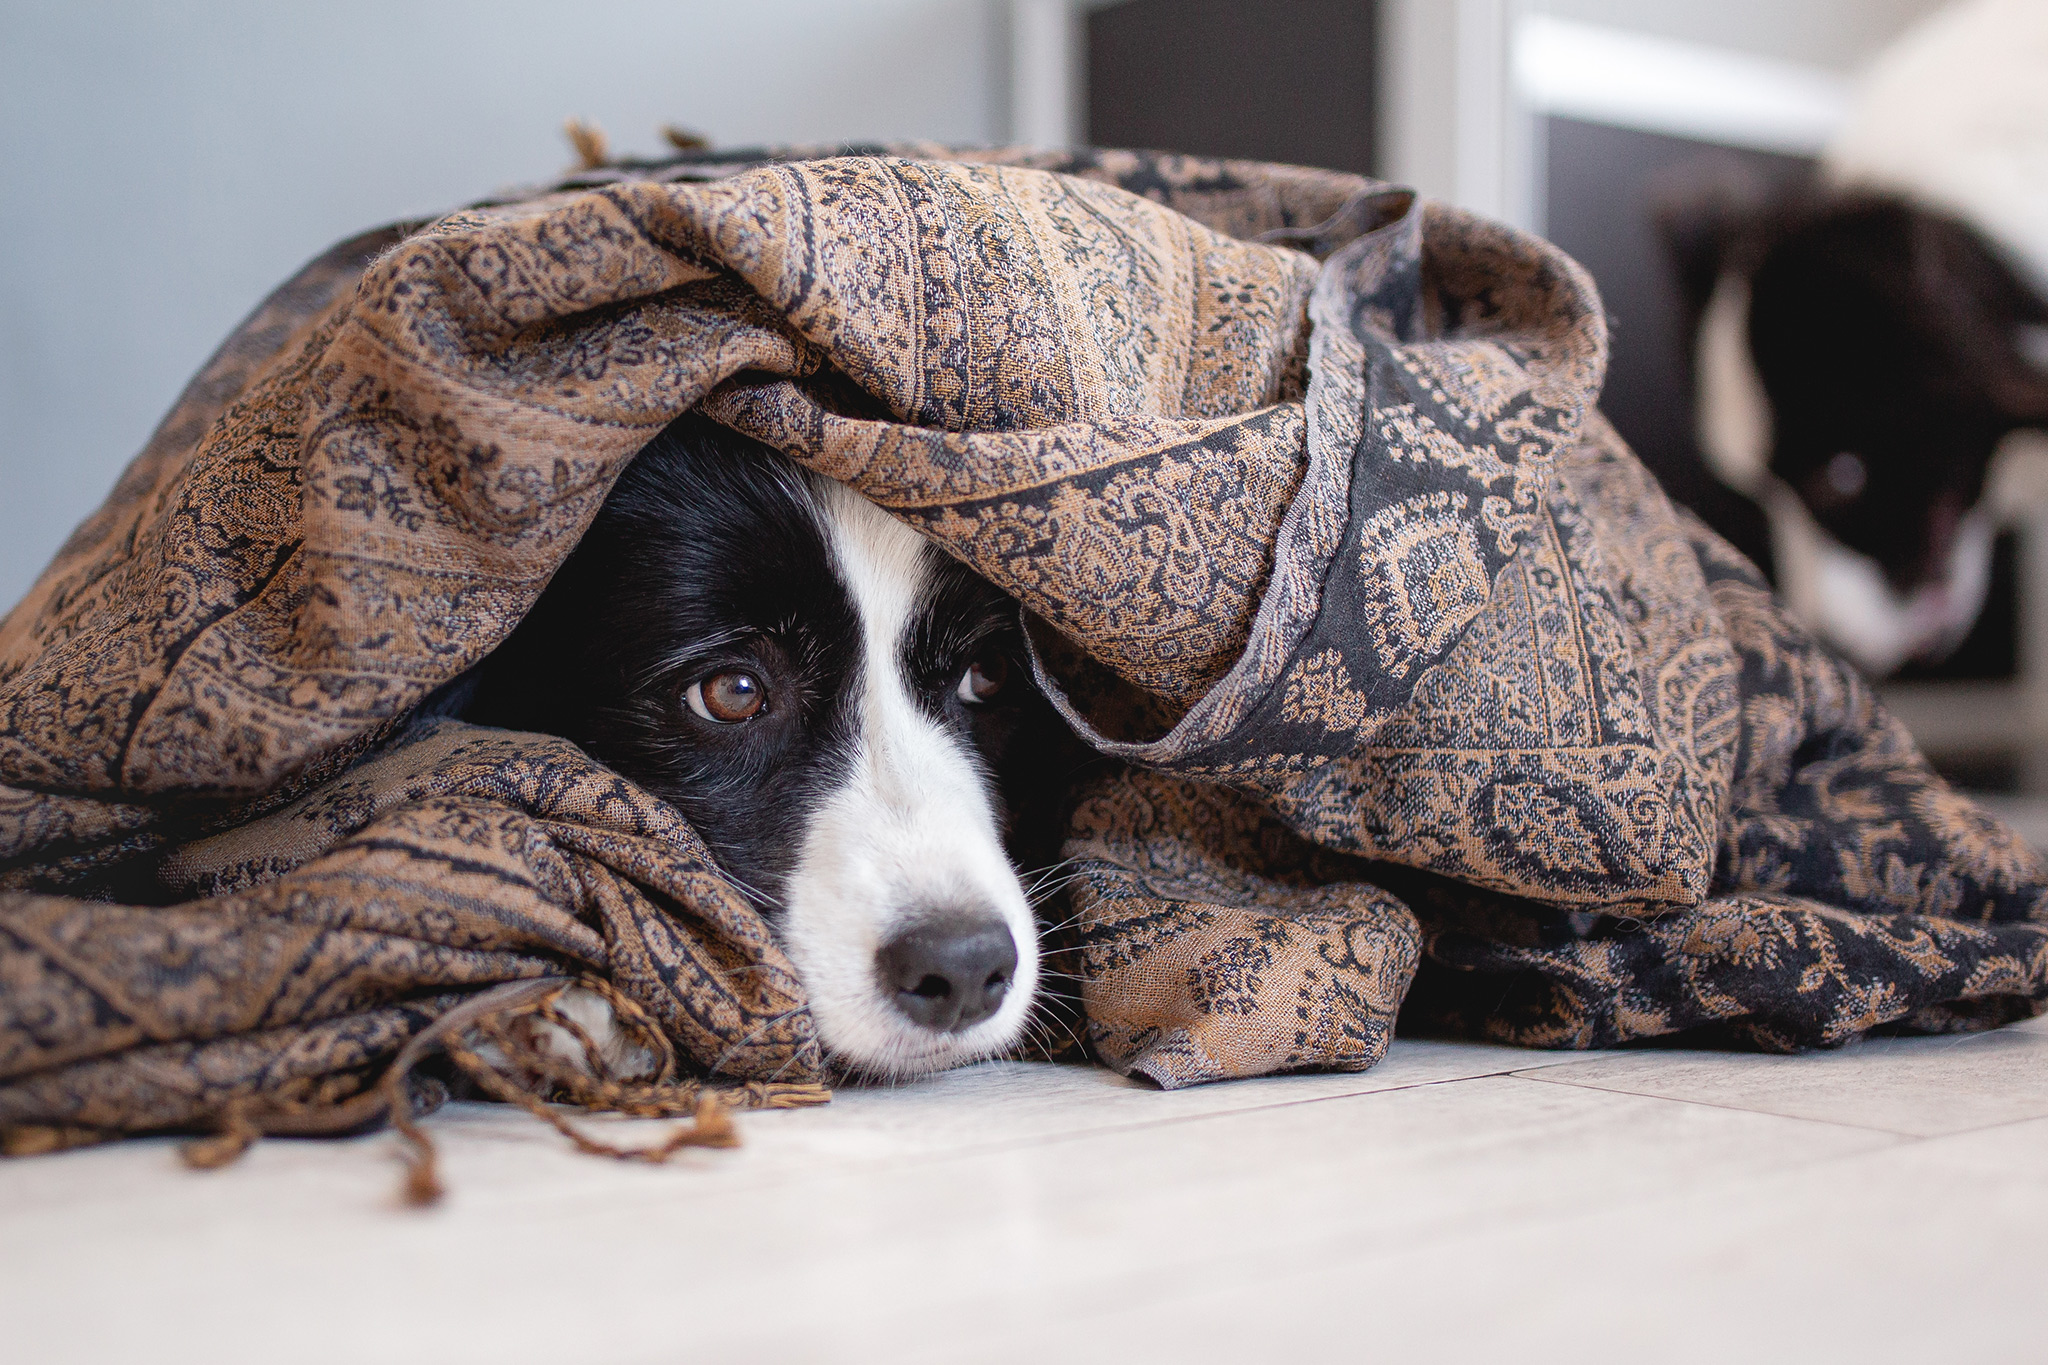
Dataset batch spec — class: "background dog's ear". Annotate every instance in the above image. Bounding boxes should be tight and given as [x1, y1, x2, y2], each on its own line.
[1954, 230, 2048, 428]
[1650, 154, 1776, 349]
[2006, 322, 2048, 425]
[2002, 254, 2048, 422]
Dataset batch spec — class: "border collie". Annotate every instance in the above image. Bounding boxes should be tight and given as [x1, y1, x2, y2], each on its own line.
[470, 414, 1066, 1079]
[1681, 191, 2048, 676]
[1667, 0, 2048, 677]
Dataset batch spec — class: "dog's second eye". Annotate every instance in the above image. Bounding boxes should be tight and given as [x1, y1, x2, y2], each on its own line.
[956, 655, 1007, 705]
[1822, 451, 1867, 502]
[686, 671, 766, 723]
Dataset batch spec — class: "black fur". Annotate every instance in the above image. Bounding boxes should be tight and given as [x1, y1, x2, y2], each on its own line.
[467, 414, 1071, 916]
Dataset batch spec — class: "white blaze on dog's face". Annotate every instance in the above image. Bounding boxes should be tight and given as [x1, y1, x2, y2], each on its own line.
[777, 481, 1040, 1076]
[470, 416, 1048, 1077]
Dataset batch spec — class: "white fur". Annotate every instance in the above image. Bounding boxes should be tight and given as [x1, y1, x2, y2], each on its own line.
[774, 481, 1038, 1077]
[1695, 273, 1772, 496]
[1764, 482, 1994, 678]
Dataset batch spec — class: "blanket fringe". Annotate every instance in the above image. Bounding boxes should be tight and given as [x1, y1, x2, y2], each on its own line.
[1, 1122, 115, 1156]
[563, 118, 610, 171]
[143, 976, 825, 1203]
[180, 1097, 261, 1170]
[378, 975, 826, 1207]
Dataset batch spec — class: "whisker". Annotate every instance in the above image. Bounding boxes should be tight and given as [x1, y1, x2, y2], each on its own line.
[1026, 873, 1090, 902]
[714, 867, 795, 918]
[1020, 854, 1082, 885]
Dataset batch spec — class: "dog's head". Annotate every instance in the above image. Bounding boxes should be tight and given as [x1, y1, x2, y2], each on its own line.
[472, 415, 1062, 1077]
[1662, 174, 2048, 669]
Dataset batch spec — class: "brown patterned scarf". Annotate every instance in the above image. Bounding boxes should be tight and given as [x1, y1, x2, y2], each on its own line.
[4, 147, 2044, 1172]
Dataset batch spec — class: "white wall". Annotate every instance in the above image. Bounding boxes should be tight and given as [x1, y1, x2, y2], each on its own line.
[1530, 0, 1950, 69]
[1378, 0, 1535, 227]
[1378, 0, 1952, 224]
[0, 0, 1008, 612]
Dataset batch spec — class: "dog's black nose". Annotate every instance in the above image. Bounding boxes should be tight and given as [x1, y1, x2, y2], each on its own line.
[876, 916, 1018, 1033]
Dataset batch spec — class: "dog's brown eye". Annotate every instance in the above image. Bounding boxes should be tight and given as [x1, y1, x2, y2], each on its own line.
[686, 671, 765, 723]
[956, 655, 1007, 704]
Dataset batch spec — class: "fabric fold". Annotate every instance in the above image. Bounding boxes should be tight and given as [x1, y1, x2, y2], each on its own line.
[1, 145, 2042, 1147]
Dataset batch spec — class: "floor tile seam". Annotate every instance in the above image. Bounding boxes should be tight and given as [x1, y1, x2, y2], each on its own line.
[1503, 1026, 2048, 1072]
[1501, 1069, 1941, 1138]
[744, 1069, 1554, 1161]
[1877, 1108, 2048, 1145]
[432, 1053, 1613, 1150]
[412, 1071, 1558, 1204]
[632, 1067, 1536, 1146]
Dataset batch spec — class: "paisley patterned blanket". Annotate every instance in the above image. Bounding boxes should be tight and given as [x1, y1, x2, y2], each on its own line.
[3, 147, 2044, 1158]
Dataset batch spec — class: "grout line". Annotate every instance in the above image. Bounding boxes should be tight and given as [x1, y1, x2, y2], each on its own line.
[442, 1066, 1558, 1188]
[1504, 1069, 1937, 1139]
[749, 1069, 1551, 1166]
[1880, 1108, 2048, 1142]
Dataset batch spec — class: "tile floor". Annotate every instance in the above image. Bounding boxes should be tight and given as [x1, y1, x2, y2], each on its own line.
[4, 1013, 2043, 1364]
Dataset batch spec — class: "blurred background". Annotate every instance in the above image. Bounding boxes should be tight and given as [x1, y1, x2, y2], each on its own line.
[5, 0, 2042, 822]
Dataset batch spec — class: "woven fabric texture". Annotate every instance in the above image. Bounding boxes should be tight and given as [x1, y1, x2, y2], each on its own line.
[3, 147, 2044, 1153]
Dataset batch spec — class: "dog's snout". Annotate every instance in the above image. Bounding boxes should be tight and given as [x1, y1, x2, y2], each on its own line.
[876, 916, 1018, 1033]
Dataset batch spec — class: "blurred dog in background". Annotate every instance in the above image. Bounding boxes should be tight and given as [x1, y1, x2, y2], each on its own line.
[1663, 0, 2048, 677]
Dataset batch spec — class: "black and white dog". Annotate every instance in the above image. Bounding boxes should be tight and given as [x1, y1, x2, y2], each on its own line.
[1678, 191, 2048, 675]
[1668, 0, 2048, 677]
[471, 414, 1072, 1079]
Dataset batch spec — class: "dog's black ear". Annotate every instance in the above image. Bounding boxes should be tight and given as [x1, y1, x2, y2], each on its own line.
[1998, 274, 2048, 424]
[1649, 155, 1778, 345]
[1921, 217, 2048, 428]
[2005, 322, 2048, 425]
